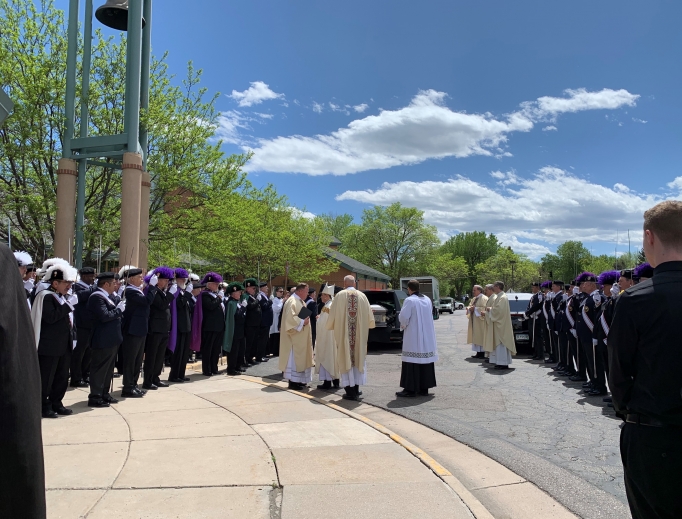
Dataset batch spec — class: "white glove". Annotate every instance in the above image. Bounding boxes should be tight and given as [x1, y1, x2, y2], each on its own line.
[218, 289, 225, 298]
[117, 285, 124, 296]
[116, 300, 126, 312]
[68, 293, 78, 306]
[185, 283, 193, 293]
[593, 294, 601, 305]
[169, 284, 178, 295]
[611, 284, 620, 297]
[257, 293, 262, 301]
[592, 338, 598, 346]
[240, 300, 248, 308]
[24, 279, 35, 291]
[149, 274, 159, 286]
[572, 287, 579, 295]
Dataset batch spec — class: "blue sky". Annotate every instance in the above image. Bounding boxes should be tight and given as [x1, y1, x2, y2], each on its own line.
[79, 0, 681, 258]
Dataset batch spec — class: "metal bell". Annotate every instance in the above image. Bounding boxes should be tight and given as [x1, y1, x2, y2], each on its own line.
[95, 0, 146, 31]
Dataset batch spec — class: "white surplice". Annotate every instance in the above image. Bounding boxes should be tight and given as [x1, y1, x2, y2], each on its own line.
[399, 294, 438, 364]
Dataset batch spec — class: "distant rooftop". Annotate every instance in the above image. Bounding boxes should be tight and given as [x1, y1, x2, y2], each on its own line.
[324, 247, 391, 281]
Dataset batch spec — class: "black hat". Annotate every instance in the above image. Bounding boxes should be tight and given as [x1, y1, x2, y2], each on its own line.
[97, 272, 116, 281]
[308, 287, 316, 294]
[79, 267, 96, 275]
[619, 269, 633, 280]
[227, 282, 244, 294]
[244, 278, 258, 288]
[26, 265, 36, 273]
[564, 284, 571, 291]
[552, 280, 564, 286]
[194, 283, 206, 290]
[531, 282, 540, 287]
[259, 282, 268, 288]
[121, 268, 143, 279]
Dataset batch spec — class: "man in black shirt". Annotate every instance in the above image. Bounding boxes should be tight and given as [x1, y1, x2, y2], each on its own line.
[306, 288, 319, 347]
[609, 200, 682, 519]
[243, 278, 262, 366]
[169, 268, 195, 383]
[71, 266, 96, 387]
[198, 272, 225, 376]
[143, 267, 174, 390]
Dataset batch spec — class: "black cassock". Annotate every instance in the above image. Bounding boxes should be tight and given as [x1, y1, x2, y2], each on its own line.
[0, 243, 46, 518]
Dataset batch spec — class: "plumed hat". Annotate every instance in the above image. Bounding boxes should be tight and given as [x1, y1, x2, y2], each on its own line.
[322, 284, 335, 297]
[154, 266, 175, 280]
[189, 272, 200, 283]
[14, 251, 33, 267]
[634, 262, 654, 279]
[38, 257, 70, 277]
[43, 263, 77, 283]
[227, 282, 244, 294]
[597, 270, 620, 286]
[175, 268, 190, 279]
[119, 265, 143, 279]
[243, 277, 258, 288]
[540, 281, 552, 289]
[201, 272, 223, 284]
[576, 271, 598, 284]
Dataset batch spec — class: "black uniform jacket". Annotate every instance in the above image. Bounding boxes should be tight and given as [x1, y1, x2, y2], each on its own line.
[306, 296, 318, 337]
[73, 282, 95, 329]
[233, 300, 247, 340]
[244, 294, 262, 328]
[148, 287, 172, 334]
[0, 244, 46, 519]
[576, 292, 601, 343]
[176, 290, 194, 334]
[609, 261, 682, 426]
[259, 293, 274, 328]
[37, 290, 73, 357]
[87, 289, 123, 349]
[201, 290, 225, 332]
[122, 285, 157, 337]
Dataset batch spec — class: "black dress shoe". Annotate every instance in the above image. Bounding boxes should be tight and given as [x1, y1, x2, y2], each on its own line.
[202, 372, 212, 377]
[103, 395, 119, 404]
[582, 381, 593, 388]
[259, 357, 269, 362]
[183, 377, 190, 381]
[121, 389, 144, 398]
[211, 371, 219, 376]
[238, 367, 247, 373]
[227, 370, 239, 376]
[317, 381, 332, 390]
[70, 379, 89, 388]
[142, 384, 158, 390]
[544, 359, 555, 364]
[587, 389, 607, 397]
[342, 393, 359, 401]
[168, 378, 181, 383]
[88, 399, 110, 408]
[135, 386, 147, 395]
[603, 397, 612, 403]
[288, 382, 303, 390]
[333, 379, 340, 388]
[42, 408, 59, 418]
[494, 365, 510, 370]
[155, 381, 169, 388]
[569, 375, 587, 381]
[418, 390, 430, 396]
[53, 406, 74, 416]
[396, 390, 416, 397]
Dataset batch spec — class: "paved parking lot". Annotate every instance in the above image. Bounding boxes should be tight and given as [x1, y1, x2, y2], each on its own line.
[250, 310, 631, 519]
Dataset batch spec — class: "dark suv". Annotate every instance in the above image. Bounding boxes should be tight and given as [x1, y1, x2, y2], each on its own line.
[508, 293, 532, 354]
[361, 289, 407, 345]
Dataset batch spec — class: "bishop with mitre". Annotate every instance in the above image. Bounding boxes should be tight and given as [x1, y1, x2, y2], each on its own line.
[315, 284, 339, 390]
[279, 282, 314, 389]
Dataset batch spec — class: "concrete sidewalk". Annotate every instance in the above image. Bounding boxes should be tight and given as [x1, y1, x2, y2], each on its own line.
[42, 366, 578, 519]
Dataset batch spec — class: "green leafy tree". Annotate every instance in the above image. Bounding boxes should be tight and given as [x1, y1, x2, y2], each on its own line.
[441, 231, 500, 274]
[342, 203, 440, 285]
[475, 248, 540, 292]
[429, 253, 469, 297]
[316, 213, 354, 244]
[540, 241, 591, 282]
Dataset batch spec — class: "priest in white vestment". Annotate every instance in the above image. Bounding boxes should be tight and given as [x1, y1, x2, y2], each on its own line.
[466, 285, 488, 359]
[315, 285, 339, 390]
[396, 279, 438, 397]
[482, 281, 516, 370]
[279, 283, 314, 389]
[481, 284, 497, 360]
[326, 275, 375, 401]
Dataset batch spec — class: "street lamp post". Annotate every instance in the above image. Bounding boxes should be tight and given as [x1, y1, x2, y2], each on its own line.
[56, 0, 152, 269]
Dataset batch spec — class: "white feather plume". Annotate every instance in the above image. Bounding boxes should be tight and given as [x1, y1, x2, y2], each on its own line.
[118, 264, 138, 277]
[42, 263, 78, 283]
[38, 257, 70, 276]
[14, 251, 33, 266]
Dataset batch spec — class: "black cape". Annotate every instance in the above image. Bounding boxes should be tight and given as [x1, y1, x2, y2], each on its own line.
[0, 243, 46, 518]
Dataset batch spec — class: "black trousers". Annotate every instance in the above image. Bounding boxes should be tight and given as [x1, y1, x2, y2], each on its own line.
[120, 334, 146, 391]
[39, 352, 71, 410]
[569, 333, 586, 378]
[201, 330, 222, 375]
[593, 341, 608, 392]
[169, 332, 192, 380]
[400, 362, 436, 392]
[549, 330, 559, 362]
[245, 326, 259, 362]
[621, 422, 682, 519]
[541, 325, 551, 356]
[531, 319, 544, 359]
[71, 327, 92, 382]
[268, 332, 280, 357]
[227, 336, 246, 372]
[88, 346, 118, 400]
[255, 326, 270, 359]
[144, 332, 168, 386]
[558, 332, 575, 374]
[580, 338, 596, 382]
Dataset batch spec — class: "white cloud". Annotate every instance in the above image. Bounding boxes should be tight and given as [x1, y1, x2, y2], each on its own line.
[228, 81, 284, 107]
[632, 118, 648, 124]
[336, 167, 680, 251]
[496, 234, 552, 259]
[213, 110, 250, 145]
[312, 102, 324, 114]
[353, 103, 369, 113]
[288, 207, 316, 220]
[247, 87, 639, 176]
[255, 112, 274, 120]
[542, 125, 557, 131]
[329, 102, 350, 115]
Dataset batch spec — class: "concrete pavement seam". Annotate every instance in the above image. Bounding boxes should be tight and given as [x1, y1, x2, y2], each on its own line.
[239, 375, 491, 519]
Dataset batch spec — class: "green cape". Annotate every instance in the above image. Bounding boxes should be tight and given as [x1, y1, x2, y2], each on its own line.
[222, 298, 239, 353]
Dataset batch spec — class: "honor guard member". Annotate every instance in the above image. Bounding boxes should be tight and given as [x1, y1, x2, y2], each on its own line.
[618, 269, 635, 290]
[243, 278, 263, 366]
[86, 272, 125, 407]
[540, 281, 552, 361]
[30, 261, 78, 418]
[306, 287, 319, 346]
[548, 280, 563, 367]
[223, 282, 248, 375]
[168, 268, 194, 383]
[71, 267, 96, 387]
[524, 282, 545, 360]
[555, 283, 576, 377]
[633, 262, 653, 283]
[592, 271, 619, 399]
[30, 258, 63, 305]
[609, 201, 682, 519]
[143, 267, 174, 390]
[567, 280, 587, 382]
[119, 265, 155, 398]
[575, 272, 602, 395]
[191, 272, 225, 376]
[255, 282, 274, 362]
[14, 251, 33, 302]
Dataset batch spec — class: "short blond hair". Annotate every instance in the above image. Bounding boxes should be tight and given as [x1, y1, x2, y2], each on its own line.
[644, 201, 682, 250]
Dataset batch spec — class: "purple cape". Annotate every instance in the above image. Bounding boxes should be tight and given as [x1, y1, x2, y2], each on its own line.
[190, 291, 205, 352]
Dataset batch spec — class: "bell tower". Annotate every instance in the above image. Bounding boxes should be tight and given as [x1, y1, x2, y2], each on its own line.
[56, 0, 152, 270]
